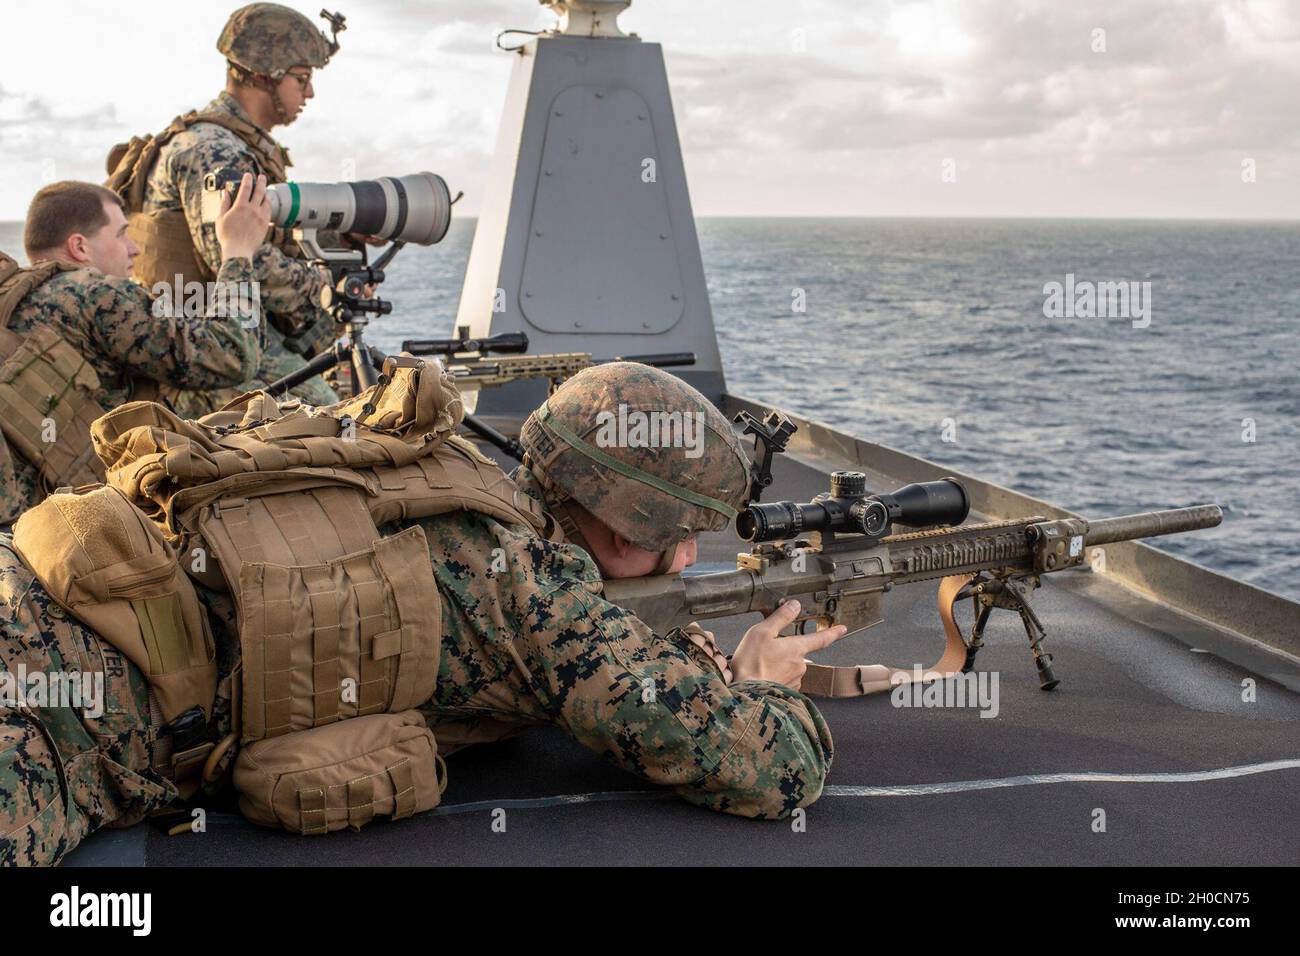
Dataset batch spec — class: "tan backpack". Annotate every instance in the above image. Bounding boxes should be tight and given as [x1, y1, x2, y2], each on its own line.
[93, 360, 547, 833]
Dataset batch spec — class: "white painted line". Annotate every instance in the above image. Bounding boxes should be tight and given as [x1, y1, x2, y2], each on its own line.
[824, 758, 1300, 797]
[426, 758, 1300, 815]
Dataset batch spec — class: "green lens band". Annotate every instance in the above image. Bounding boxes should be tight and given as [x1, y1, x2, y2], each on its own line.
[538, 402, 737, 520]
[286, 181, 301, 228]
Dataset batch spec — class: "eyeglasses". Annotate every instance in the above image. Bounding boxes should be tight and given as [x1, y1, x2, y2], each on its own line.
[284, 70, 314, 91]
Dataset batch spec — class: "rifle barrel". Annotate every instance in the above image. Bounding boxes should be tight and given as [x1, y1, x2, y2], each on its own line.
[607, 352, 697, 368]
[1084, 505, 1222, 546]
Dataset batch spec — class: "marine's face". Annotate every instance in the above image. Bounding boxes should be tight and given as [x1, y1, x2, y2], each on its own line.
[597, 532, 698, 579]
[275, 66, 315, 123]
[81, 201, 138, 278]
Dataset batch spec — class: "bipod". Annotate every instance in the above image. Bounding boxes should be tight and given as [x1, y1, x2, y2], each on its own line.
[955, 573, 1060, 690]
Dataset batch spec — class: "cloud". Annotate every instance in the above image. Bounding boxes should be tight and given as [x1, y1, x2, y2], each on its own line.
[2, 0, 1300, 219]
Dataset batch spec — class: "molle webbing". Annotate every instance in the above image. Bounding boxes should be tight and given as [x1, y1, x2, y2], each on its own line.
[0, 257, 108, 493]
[232, 710, 446, 835]
[11, 486, 217, 727]
[234, 525, 441, 742]
[365, 435, 548, 533]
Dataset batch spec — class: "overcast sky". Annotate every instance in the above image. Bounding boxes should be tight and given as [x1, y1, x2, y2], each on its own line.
[2, 0, 1298, 220]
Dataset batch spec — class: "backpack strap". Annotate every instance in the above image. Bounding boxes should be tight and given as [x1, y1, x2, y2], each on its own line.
[0, 253, 63, 332]
[107, 109, 289, 213]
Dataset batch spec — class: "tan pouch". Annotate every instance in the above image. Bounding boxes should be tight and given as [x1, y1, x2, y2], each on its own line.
[12, 485, 216, 726]
[233, 710, 446, 834]
[236, 524, 441, 742]
[0, 324, 106, 491]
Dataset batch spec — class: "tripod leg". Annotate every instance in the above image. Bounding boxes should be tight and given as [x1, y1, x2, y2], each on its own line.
[351, 342, 379, 393]
[961, 603, 994, 673]
[267, 342, 345, 396]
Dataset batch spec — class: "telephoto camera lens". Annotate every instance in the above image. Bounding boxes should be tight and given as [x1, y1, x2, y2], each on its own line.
[265, 172, 453, 245]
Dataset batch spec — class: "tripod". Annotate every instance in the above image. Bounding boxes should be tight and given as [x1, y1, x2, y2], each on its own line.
[267, 240, 400, 399]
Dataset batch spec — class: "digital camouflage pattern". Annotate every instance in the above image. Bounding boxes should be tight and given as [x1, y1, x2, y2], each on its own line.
[414, 510, 834, 819]
[0, 258, 262, 520]
[142, 91, 339, 413]
[218, 3, 335, 78]
[518, 362, 752, 552]
[0, 536, 175, 867]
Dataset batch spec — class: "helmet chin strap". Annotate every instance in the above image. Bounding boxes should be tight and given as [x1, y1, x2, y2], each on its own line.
[652, 543, 679, 576]
[229, 64, 293, 126]
[269, 88, 294, 125]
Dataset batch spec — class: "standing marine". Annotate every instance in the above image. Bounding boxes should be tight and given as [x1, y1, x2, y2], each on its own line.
[105, 3, 349, 415]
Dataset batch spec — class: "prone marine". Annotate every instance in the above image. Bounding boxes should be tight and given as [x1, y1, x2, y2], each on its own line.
[0, 361, 844, 865]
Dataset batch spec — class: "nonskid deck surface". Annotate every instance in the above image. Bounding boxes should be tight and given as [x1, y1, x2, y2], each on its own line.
[66, 452, 1300, 866]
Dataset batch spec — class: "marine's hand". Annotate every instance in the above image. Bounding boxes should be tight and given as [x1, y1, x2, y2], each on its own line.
[347, 232, 387, 247]
[729, 599, 848, 690]
[216, 173, 272, 263]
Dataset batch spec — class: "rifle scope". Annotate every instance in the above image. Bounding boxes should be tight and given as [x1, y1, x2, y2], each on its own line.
[736, 473, 970, 543]
[205, 170, 453, 246]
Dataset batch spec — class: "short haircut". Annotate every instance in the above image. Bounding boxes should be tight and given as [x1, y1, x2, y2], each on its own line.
[23, 182, 126, 260]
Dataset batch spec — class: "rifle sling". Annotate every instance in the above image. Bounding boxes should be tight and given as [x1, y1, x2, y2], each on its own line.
[799, 574, 973, 698]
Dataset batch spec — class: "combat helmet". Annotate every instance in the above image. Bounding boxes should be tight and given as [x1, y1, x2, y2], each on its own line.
[218, 4, 344, 79]
[519, 363, 752, 554]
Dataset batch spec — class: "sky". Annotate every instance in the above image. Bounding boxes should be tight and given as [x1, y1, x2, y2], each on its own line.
[2, 0, 1299, 220]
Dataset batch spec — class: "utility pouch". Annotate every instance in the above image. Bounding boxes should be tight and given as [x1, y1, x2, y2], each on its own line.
[233, 710, 446, 835]
[233, 524, 441, 742]
[0, 324, 106, 491]
[12, 485, 217, 727]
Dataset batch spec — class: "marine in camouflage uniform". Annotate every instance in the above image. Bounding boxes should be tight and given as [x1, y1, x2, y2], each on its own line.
[136, 4, 343, 414]
[415, 363, 834, 818]
[0, 257, 261, 522]
[415, 509, 834, 818]
[0, 535, 245, 867]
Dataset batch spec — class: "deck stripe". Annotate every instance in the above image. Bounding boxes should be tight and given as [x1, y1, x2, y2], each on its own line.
[427, 758, 1300, 815]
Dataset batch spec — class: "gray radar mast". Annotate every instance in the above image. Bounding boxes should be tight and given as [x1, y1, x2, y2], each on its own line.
[454, 0, 725, 418]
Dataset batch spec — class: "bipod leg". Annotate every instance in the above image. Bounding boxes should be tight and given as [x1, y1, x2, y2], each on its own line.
[1004, 579, 1058, 691]
[961, 603, 994, 673]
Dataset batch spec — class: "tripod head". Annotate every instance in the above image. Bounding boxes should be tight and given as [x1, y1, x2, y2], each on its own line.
[316, 240, 403, 328]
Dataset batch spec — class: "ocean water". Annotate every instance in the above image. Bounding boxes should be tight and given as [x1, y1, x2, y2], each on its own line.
[2, 218, 1296, 601]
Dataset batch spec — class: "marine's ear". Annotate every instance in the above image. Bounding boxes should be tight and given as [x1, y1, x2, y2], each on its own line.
[63, 232, 95, 265]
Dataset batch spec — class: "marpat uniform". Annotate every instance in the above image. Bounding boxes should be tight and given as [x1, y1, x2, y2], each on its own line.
[106, 3, 345, 414]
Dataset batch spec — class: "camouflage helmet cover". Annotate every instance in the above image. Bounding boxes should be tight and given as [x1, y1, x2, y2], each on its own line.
[520, 363, 752, 552]
[218, 3, 336, 78]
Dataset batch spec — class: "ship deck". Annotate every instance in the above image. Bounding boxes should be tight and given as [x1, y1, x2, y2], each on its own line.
[65, 399, 1300, 867]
